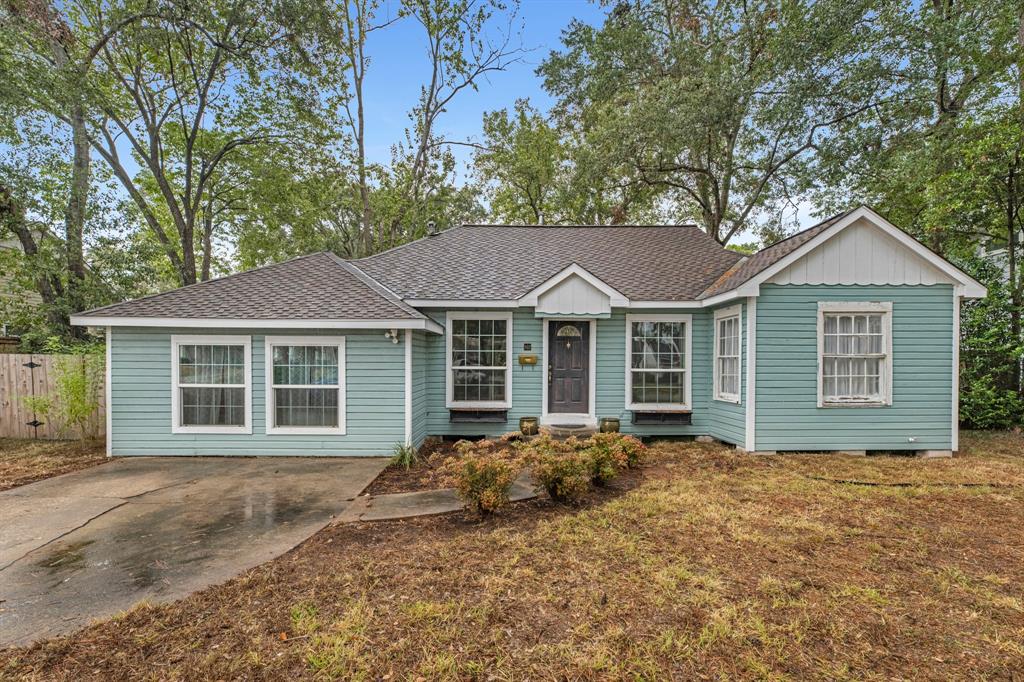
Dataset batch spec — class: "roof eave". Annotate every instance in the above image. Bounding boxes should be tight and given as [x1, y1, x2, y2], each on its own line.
[70, 315, 445, 334]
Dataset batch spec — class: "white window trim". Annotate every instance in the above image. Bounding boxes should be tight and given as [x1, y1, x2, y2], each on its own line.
[445, 311, 514, 409]
[625, 313, 692, 412]
[713, 304, 742, 404]
[171, 334, 252, 435]
[816, 301, 893, 408]
[264, 336, 346, 436]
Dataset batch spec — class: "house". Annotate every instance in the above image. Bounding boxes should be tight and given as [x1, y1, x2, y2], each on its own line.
[0, 236, 42, 349]
[71, 206, 986, 457]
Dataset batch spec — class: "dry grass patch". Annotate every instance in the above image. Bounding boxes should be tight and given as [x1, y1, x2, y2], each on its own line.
[2, 432, 1023, 680]
[0, 438, 107, 491]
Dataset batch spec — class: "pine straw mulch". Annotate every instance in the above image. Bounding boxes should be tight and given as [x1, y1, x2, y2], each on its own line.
[0, 438, 108, 492]
[363, 437, 462, 495]
[3, 432, 1024, 681]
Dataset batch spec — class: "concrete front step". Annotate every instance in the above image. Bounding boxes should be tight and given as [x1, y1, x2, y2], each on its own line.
[544, 424, 598, 440]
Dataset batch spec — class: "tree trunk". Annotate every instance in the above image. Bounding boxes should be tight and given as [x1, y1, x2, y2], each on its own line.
[64, 99, 90, 339]
[0, 183, 69, 335]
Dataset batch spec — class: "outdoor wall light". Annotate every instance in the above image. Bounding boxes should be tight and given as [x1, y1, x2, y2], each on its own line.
[384, 329, 400, 344]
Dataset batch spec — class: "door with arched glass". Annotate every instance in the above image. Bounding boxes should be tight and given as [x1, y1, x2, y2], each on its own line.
[548, 321, 589, 413]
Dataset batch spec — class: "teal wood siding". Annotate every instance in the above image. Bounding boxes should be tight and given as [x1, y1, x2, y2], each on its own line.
[423, 309, 543, 437]
[595, 309, 711, 436]
[754, 284, 954, 451]
[110, 327, 404, 456]
[420, 308, 716, 438]
[410, 331, 430, 447]
[706, 302, 746, 446]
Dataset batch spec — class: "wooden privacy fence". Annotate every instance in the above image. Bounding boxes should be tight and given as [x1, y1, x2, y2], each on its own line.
[0, 353, 106, 440]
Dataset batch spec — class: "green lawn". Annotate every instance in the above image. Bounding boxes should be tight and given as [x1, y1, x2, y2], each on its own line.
[3, 432, 1023, 680]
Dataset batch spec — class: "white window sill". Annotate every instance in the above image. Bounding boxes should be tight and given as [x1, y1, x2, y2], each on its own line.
[627, 404, 691, 412]
[819, 400, 889, 408]
[713, 394, 741, 405]
[446, 401, 511, 410]
[267, 427, 347, 436]
[172, 425, 252, 435]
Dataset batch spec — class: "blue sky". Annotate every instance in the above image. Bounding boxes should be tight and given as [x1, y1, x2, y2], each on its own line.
[358, 0, 606, 169]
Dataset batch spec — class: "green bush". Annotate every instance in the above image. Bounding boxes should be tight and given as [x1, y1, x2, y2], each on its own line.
[525, 435, 591, 503]
[582, 434, 622, 485]
[444, 440, 520, 515]
[960, 373, 1024, 430]
[21, 349, 105, 440]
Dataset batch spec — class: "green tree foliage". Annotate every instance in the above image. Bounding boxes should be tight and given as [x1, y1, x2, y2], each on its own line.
[473, 99, 570, 224]
[540, 0, 878, 242]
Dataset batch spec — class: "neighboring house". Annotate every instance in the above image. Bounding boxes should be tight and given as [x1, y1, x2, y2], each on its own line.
[0, 236, 42, 345]
[72, 206, 986, 457]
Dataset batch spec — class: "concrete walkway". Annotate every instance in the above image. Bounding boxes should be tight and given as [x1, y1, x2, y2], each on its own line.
[338, 470, 538, 522]
[0, 456, 386, 647]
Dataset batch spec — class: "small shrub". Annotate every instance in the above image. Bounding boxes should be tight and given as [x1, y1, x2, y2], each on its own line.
[445, 440, 520, 515]
[524, 436, 591, 503]
[390, 442, 419, 470]
[618, 434, 647, 468]
[531, 448, 592, 503]
[584, 432, 630, 484]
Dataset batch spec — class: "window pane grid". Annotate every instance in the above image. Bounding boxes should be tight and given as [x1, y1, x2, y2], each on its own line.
[270, 344, 342, 429]
[176, 341, 248, 429]
[716, 315, 740, 399]
[451, 318, 509, 403]
[630, 320, 687, 405]
[178, 344, 245, 386]
[821, 312, 886, 403]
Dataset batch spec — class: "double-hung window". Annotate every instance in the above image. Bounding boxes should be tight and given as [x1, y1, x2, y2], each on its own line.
[265, 337, 345, 434]
[172, 335, 251, 434]
[818, 302, 892, 407]
[714, 305, 741, 403]
[626, 314, 691, 410]
[446, 312, 513, 408]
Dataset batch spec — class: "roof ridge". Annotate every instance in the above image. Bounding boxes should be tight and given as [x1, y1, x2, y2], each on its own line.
[459, 223, 701, 229]
[327, 254, 426, 320]
[76, 251, 332, 317]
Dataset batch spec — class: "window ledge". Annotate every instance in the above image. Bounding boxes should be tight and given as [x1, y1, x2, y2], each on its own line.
[713, 395, 741, 405]
[267, 427, 347, 436]
[172, 425, 252, 435]
[626, 405, 691, 413]
[819, 401, 889, 409]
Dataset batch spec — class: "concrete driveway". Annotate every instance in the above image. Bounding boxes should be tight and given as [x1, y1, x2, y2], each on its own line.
[0, 456, 386, 647]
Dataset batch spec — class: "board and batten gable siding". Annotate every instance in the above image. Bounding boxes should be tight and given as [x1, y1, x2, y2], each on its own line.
[706, 302, 746, 446]
[109, 327, 405, 456]
[753, 284, 954, 451]
[769, 217, 951, 287]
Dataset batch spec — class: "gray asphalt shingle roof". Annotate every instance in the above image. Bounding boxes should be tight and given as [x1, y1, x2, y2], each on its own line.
[77, 252, 426, 320]
[354, 225, 744, 301]
[697, 210, 853, 299]
[77, 213, 859, 321]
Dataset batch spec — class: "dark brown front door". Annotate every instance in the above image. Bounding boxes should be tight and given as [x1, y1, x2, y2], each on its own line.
[549, 321, 589, 414]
